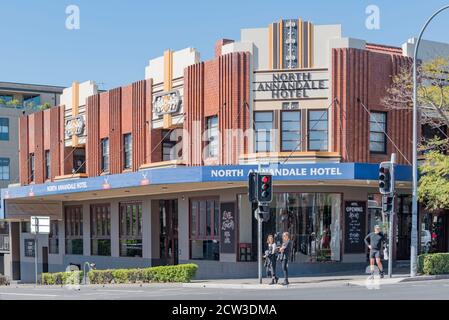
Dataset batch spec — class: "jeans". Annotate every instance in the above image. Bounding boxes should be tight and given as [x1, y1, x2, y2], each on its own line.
[281, 259, 288, 282]
[268, 256, 277, 279]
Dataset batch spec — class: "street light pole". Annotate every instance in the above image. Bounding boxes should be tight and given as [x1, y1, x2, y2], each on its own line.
[411, 4, 449, 277]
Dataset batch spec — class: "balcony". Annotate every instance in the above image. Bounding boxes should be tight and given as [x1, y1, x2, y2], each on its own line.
[0, 234, 10, 252]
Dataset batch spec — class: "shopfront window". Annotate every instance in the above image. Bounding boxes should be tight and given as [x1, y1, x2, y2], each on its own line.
[190, 198, 220, 260]
[281, 111, 301, 151]
[91, 204, 111, 256]
[254, 112, 273, 153]
[308, 110, 328, 151]
[244, 193, 341, 262]
[65, 206, 83, 255]
[49, 220, 59, 254]
[119, 202, 142, 257]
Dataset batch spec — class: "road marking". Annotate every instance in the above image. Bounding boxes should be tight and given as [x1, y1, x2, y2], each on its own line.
[0, 292, 59, 297]
[97, 289, 145, 293]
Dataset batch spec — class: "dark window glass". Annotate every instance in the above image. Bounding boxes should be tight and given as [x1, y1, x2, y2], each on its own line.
[45, 150, 50, 180]
[24, 239, 35, 257]
[370, 112, 387, 153]
[281, 111, 301, 151]
[162, 130, 176, 161]
[254, 112, 273, 152]
[0, 118, 9, 141]
[119, 202, 142, 257]
[101, 138, 109, 172]
[49, 221, 59, 254]
[29, 153, 35, 181]
[308, 110, 328, 151]
[0, 158, 10, 180]
[21, 221, 31, 233]
[65, 206, 83, 255]
[73, 148, 86, 174]
[206, 116, 219, 158]
[123, 134, 132, 169]
[90, 204, 111, 256]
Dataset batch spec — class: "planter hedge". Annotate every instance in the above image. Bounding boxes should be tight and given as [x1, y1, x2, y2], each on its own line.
[418, 253, 449, 275]
[41, 264, 198, 285]
[0, 274, 9, 286]
[41, 271, 84, 285]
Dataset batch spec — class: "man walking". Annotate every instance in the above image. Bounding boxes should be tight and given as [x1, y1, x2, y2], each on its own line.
[364, 225, 386, 279]
[279, 232, 292, 286]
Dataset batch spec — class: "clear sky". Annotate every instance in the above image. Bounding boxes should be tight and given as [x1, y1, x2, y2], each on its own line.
[1, 0, 449, 89]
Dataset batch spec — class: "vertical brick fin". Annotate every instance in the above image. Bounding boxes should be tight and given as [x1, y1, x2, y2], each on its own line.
[132, 80, 146, 171]
[34, 111, 45, 184]
[109, 88, 122, 174]
[49, 107, 61, 180]
[144, 79, 153, 164]
[86, 95, 100, 177]
[19, 116, 29, 185]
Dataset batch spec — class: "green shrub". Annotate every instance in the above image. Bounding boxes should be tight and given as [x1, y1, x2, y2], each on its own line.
[419, 253, 449, 275]
[0, 274, 9, 286]
[41, 271, 84, 285]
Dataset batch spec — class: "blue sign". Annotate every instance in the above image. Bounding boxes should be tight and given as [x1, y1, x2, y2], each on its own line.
[0, 162, 412, 219]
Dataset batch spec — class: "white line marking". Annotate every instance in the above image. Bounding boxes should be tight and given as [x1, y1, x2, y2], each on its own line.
[0, 292, 59, 297]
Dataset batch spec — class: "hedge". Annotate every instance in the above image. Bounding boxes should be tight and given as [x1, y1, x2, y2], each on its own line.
[41, 264, 198, 285]
[418, 253, 449, 275]
[0, 274, 9, 286]
[41, 271, 84, 285]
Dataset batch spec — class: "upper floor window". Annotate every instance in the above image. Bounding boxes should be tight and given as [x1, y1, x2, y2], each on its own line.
[123, 133, 132, 169]
[308, 110, 328, 151]
[0, 95, 13, 105]
[23, 95, 41, 109]
[281, 111, 301, 152]
[370, 112, 387, 154]
[206, 116, 219, 158]
[0, 118, 9, 141]
[254, 112, 273, 153]
[45, 150, 50, 180]
[101, 138, 109, 172]
[162, 130, 176, 161]
[73, 148, 86, 174]
[29, 153, 35, 182]
[0, 158, 10, 181]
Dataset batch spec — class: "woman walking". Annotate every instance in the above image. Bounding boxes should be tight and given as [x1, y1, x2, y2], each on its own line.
[264, 234, 279, 285]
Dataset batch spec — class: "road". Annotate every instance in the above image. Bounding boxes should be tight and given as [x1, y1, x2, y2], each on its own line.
[0, 279, 448, 300]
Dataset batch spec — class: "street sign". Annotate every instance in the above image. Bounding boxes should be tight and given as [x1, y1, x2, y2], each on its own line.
[31, 216, 50, 234]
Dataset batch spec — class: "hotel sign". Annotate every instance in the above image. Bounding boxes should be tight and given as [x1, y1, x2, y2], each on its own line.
[254, 70, 329, 100]
[153, 89, 182, 116]
[64, 114, 86, 139]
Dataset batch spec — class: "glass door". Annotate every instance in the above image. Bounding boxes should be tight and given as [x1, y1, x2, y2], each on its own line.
[159, 200, 178, 265]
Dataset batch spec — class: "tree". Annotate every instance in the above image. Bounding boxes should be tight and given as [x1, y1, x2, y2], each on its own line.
[382, 57, 449, 211]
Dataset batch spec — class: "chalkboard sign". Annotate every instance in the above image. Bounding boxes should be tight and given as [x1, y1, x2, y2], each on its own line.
[220, 202, 237, 254]
[344, 201, 366, 253]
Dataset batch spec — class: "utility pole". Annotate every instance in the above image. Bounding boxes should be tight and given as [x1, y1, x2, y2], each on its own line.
[388, 153, 396, 278]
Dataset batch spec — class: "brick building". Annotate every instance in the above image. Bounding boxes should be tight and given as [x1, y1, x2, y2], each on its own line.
[2, 18, 447, 282]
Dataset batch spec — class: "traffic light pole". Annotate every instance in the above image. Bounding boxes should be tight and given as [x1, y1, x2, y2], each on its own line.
[388, 153, 396, 278]
[257, 210, 263, 284]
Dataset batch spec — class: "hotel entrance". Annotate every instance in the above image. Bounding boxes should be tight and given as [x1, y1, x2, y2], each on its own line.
[159, 200, 179, 265]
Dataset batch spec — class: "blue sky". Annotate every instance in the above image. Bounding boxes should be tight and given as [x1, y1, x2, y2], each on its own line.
[1, 0, 449, 89]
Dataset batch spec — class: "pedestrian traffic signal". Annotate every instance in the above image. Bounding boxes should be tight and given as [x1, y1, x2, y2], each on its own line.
[382, 195, 394, 213]
[256, 173, 272, 203]
[378, 162, 393, 195]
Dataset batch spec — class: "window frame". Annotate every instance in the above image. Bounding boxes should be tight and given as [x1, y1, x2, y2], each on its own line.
[280, 110, 302, 152]
[49, 220, 59, 254]
[29, 153, 35, 182]
[101, 138, 110, 172]
[254, 111, 274, 153]
[307, 109, 329, 152]
[0, 157, 10, 181]
[64, 205, 83, 255]
[90, 203, 111, 256]
[119, 202, 142, 257]
[0, 117, 9, 141]
[123, 133, 132, 170]
[205, 116, 219, 158]
[44, 150, 50, 180]
[369, 111, 388, 154]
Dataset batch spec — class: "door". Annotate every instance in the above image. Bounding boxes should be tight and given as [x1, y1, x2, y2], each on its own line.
[397, 196, 412, 260]
[42, 246, 48, 273]
[159, 200, 178, 265]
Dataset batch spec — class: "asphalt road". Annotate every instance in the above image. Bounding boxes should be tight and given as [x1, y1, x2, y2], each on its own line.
[0, 279, 449, 300]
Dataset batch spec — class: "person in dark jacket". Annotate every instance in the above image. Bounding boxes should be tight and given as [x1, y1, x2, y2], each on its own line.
[263, 234, 278, 285]
[364, 225, 386, 279]
[279, 232, 292, 285]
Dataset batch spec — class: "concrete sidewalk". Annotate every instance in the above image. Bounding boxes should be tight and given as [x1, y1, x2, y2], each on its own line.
[183, 271, 449, 290]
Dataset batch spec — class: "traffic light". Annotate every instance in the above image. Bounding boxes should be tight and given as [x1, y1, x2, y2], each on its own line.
[256, 173, 273, 203]
[378, 162, 393, 195]
[248, 172, 257, 203]
[257, 205, 270, 222]
[382, 195, 394, 213]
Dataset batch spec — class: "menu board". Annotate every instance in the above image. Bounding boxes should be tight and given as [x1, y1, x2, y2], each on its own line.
[220, 202, 237, 254]
[344, 201, 366, 253]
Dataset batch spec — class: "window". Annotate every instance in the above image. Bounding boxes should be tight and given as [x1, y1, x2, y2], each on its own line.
[119, 202, 142, 257]
[45, 150, 50, 180]
[21, 221, 31, 233]
[90, 204, 111, 256]
[65, 206, 83, 255]
[308, 110, 328, 151]
[254, 112, 273, 152]
[123, 133, 132, 169]
[162, 130, 176, 161]
[101, 138, 109, 172]
[0, 118, 9, 141]
[370, 112, 387, 153]
[49, 221, 59, 254]
[73, 148, 86, 174]
[29, 153, 35, 181]
[206, 116, 219, 158]
[0, 95, 13, 104]
[23, 95, 41, 109]
[24, 239, 35, 257]
[281, 111, 301, 151]
[0, 158, 10, 180]
[190, 198, 220, 260]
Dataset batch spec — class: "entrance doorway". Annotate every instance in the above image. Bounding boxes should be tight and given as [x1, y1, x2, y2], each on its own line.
[397, 196, 412, 260]
[159, 200, 178, 265]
